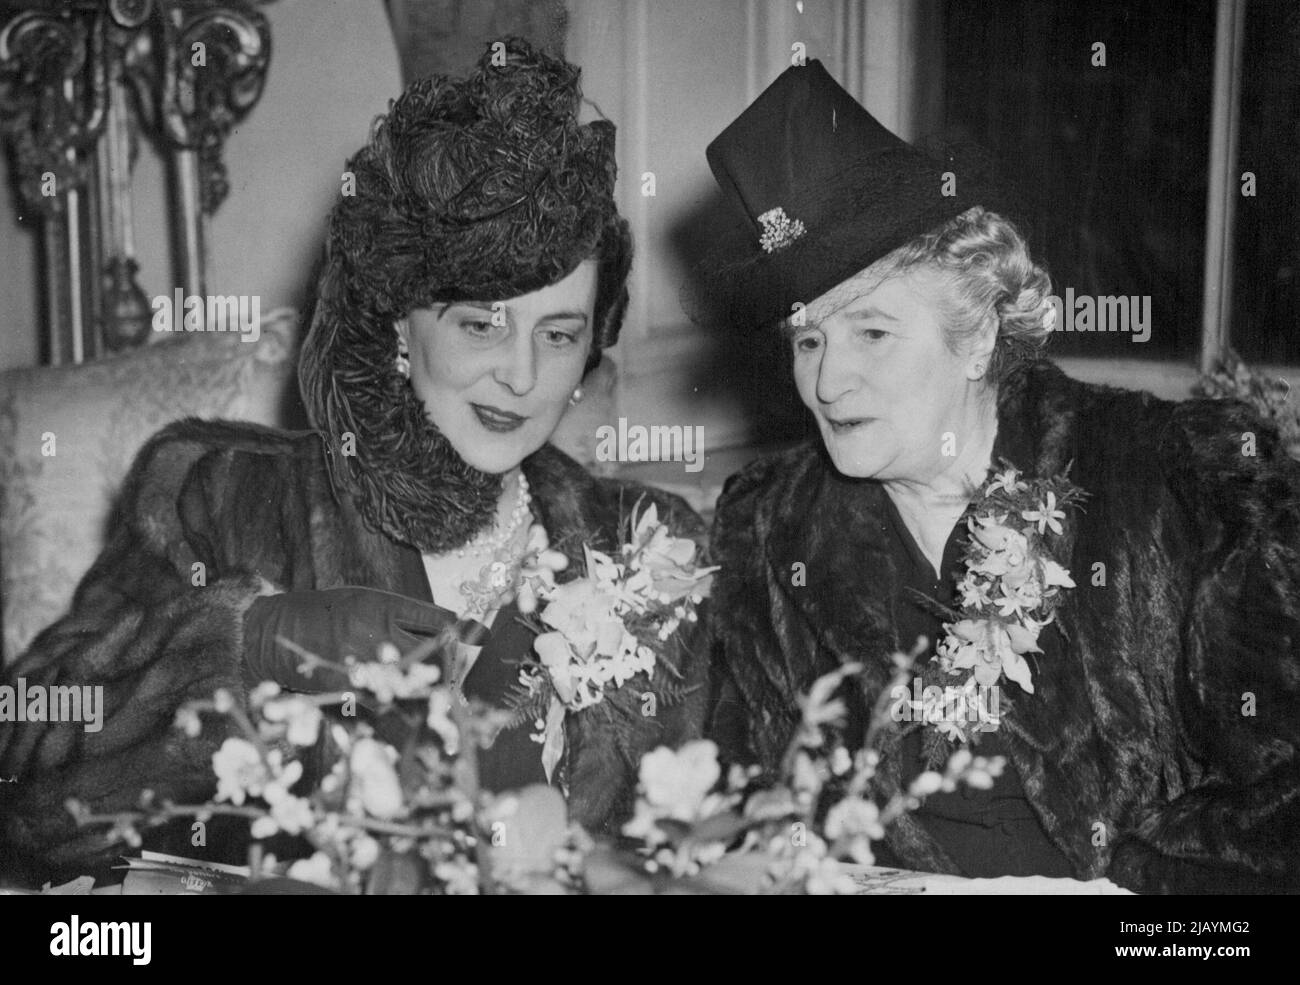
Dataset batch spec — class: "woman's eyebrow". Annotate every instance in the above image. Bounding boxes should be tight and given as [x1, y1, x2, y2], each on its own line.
[781, 303, 897, 335]
[437, 304, 588, 325]
[844, 306, 899, 322]
[781, 312, 820, 336]
[537, 310, 589, 324]
[438, 301, 494, 317]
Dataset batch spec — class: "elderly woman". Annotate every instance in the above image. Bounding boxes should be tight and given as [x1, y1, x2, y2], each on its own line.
[0, 39, 706, 881]
[706, 62, 1300, 894]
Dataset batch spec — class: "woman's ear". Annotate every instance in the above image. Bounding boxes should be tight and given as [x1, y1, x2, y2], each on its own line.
[965, 316, 999, 381]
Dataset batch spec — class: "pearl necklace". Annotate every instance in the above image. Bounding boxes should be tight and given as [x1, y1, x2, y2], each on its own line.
[453, 472, 532, 558]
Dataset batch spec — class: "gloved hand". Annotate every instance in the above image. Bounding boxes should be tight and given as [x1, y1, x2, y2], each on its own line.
[241, 587, 461, 694]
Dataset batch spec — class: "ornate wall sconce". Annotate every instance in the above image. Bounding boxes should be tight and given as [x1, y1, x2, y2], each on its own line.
[0, 0, 274, 364]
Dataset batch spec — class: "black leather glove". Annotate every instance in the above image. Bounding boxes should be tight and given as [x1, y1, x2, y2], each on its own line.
[241, 587, 461, 693]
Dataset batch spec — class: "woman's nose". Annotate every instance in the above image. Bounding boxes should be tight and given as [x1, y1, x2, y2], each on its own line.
[815, 336, 859, 406]
[494, 332, 537, 396]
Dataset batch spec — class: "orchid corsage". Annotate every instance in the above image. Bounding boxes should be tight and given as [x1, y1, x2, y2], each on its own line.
[912, 463, 1085, 757]
[508, 502, 717, 783]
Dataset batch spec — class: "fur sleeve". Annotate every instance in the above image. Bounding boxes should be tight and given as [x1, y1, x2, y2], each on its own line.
[1108, 398, 1300, 893]
[705, 448, 812, 772]
[0, 421, 271, 880]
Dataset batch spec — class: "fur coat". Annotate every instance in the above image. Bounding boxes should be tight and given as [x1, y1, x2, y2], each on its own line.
[0, 420, 708, 881]
[709, 360, 1300, 894]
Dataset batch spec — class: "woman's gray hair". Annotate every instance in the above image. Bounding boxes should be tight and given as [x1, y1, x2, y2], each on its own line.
[869, 206, 1053, 385]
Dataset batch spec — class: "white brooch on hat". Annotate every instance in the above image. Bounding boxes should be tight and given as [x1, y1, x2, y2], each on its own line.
[757, 206, 806, 253]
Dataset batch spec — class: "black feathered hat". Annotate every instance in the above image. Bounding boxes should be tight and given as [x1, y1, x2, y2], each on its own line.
[299, 38, 631, 553]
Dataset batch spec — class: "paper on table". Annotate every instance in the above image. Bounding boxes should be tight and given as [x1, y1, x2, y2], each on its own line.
[919, 873, 1133, 894]
[0, 875, 97, 895]
[845, 866, 1133, 895]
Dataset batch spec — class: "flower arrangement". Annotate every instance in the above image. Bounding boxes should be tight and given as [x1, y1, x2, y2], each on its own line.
[65, 634, 512, 894]
[64, 631, 996, 894]
[507, 502, 717, 781]
[907, 463, 1084, 760]
[60, 501, 997, 894]
[588, 654, 1004, 895]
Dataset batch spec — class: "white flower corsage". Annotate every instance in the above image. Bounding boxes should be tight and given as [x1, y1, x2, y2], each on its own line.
[509, 502, 717, 782]
[912, 463, 1084, 760]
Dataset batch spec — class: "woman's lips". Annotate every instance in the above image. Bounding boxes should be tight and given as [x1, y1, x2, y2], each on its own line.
[472, 403, 528, 433]
[825, 416, 875, 435]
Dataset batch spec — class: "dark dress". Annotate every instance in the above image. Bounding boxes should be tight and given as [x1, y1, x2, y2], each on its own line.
[393, 549, 549, 793]
[876, 492, 1074, 878]
[459, 601, 551, 793]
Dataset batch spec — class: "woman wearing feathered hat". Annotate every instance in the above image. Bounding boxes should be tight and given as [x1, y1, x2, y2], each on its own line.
[705, 61, 1300, 893]
[0, 39, 708, 880]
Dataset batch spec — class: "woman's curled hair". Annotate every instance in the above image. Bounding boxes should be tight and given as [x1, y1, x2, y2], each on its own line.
[882, 206, 1052, 385]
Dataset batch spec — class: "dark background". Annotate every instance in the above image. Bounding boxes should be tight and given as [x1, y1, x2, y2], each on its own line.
[942, 0, 1298, 362]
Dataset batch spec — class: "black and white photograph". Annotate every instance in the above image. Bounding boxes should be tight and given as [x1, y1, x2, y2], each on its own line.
[0, 0, 1295, 931]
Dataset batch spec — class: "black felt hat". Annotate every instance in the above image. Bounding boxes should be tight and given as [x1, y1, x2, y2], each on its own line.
[700, 60, 1015, 330]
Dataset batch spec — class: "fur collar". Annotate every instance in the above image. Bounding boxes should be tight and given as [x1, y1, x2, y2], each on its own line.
[299, 439, 613, 595]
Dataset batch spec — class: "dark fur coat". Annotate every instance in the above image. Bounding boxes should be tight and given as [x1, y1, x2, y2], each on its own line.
[709, 360, 1300, 894]
[0, 420, 708, 880]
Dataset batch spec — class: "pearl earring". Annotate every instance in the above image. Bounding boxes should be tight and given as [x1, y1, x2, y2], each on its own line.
[569, 385, 584, 406]
[393, 320, 412, 379]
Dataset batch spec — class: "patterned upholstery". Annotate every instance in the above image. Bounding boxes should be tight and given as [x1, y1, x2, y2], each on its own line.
[0, 312, 301, 662]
